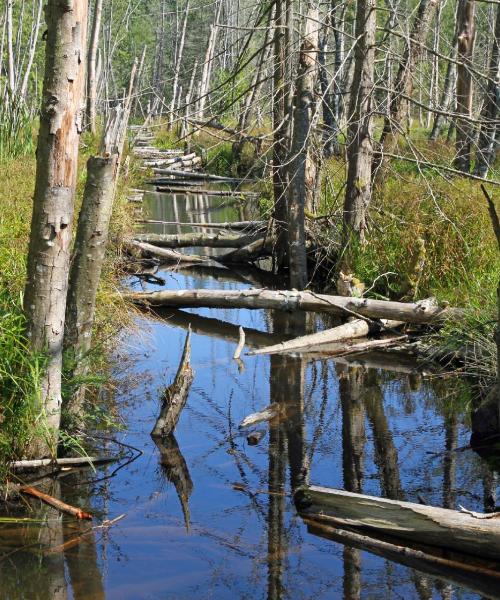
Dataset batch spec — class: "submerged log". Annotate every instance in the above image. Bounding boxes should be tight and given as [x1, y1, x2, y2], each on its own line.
[11, 456, 117, 471]
[304, 518, 500, 597]
[239, 403, 282, 428]
[124, 288, 462, 324]
[151, 330, 194, 438]
[247, 319, 370, 356]
[295, 485, 500, 561]
[21, 486, 92, 520]
[134, 231, 264, 249]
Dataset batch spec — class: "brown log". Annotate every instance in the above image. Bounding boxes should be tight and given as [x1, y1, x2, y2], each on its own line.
[20, 486, 92, 520]
[151, 330, 194, 437]
[123, 288, 463, 324]
[247, 319, 370, 356]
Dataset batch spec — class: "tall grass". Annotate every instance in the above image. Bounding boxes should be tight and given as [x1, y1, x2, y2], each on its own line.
[0, 98, 35, 161]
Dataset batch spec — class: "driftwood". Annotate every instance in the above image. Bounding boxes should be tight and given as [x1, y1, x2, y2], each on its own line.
[134, 231, 264, 249]
[151, 330, 194, 438]
[125, 240, 212, 264]
[11, 456, 117, 471]
[239, 403, 283, 429]
[124, 288, 462, 324]
[20, 486, 92, 520]
[152, 168, 254, 183]
[304, 518, 500, 598]
[247, 319, 370, 356]
[295, 485, 500, 561]
[233, 327, 245, 360]
[308, 335, 409, 358]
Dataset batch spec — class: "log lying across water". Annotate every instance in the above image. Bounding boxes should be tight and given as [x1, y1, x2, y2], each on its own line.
[247, 319, 370, 356]
[152, 168, 254, 184]
[155, 186, 258, 197]
[295, 485, 500, 561]
[134, 231, 264, 249]
[137, 219, 265, 231]
[123, 288, 462, 325]
[125, 240, 212, 264]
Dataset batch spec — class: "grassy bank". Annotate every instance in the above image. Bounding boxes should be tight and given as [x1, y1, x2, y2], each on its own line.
[0, 136, 136, 470]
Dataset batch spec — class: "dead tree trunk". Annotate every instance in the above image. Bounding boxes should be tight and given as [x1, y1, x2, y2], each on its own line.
[19, 0, 43, 101]
[454, 0, 475, 173]
[342, 0, 376, 250]
[23, 0, 88, 456]
[373, 0, 438, 184]
[474, 4, 500, 177]
[287, 3, 320, 290]
[197, 1, 221, 122]
[6, 0, 14, 93]
[86, 0, 103, 135]
[168, 0, 190, 131]
[64, 108, 124, 418]
[272, 0, 294, 269]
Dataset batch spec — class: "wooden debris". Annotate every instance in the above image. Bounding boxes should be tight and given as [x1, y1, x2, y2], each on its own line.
[239, 403, 282, 429]
[233, 327, 245, 360]
[151, 329, 194, 437]
[124, 240, 212, 264]
[124, 288, 463, 324]
[11, 456, 117, 471]
[20, 486, 92, 520]
[136, 219, 265, 231]
[134, 231, 264, 249]
[247, 319, 370, 356]
[295, 485, 500, 560]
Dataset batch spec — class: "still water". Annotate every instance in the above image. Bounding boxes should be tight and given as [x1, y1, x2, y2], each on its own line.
[0, 187, 499, 599]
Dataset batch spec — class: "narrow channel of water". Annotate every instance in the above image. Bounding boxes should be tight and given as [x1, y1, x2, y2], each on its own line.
[1, 186, 499, 599]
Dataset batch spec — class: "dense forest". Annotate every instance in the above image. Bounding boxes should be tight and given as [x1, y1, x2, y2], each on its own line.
[1, 0, 500, 597]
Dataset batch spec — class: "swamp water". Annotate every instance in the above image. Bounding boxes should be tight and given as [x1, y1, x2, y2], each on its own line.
[1, 187, 499, 600]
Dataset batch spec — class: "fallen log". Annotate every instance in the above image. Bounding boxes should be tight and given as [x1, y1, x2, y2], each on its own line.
[295, 485, 500, 561]
[233, 327, 245, 360]
[146, 178, 204, 187]
[123, 289, 462, 324]
[322, 350, 431, 374]
[152, 168, 254, 183]
[134, 231, 264, 249]
[124, 240, 212, 264]
[304, 517, 500, 598]
[11, 456, 117, 471]
[136, 219, 265, 231]
[151, 329, 194, 437]
[218, 238, 274, 264]
[247, 319, 370, 357]
[309, 335, 409, 358]
[20, 486, 92, 520]
[144, 152, 197, 167]
[155, 187, 257, 197]
[239, 403, 282, 429]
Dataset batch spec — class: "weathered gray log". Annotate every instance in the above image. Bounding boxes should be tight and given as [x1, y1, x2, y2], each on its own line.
[218, 238, 274, 264]
[247, 319, 369, 356]
[152, 168, 254, 183]
[134, 231, 264, 249]
[295, 485, 500, 560]
[125, 240, 213, 264]
[155, 187, 257, 197]
[123, 288, 463, 324]
[151, 330, 194, 437]
[239, 404, 282, 428]
[11, 456, 117, 471]
[307, 335, 408, 357]
[304, 517, 500, 597]
[136, 219, 265, 230]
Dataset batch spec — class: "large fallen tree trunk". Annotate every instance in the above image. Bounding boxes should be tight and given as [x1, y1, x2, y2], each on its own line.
[295, 485, 500, 561]
[136, 219, 265, 231]
[218, 239, 274, 264]
[151, 329, 194, 437]
[134, 231, 264, 249]
[123, 288, 462, 324]
[247, 319, 370, 356]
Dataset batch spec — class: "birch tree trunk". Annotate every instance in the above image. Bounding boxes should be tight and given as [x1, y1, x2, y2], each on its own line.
[474, 4, 500, 177]
[19, 0, 43, 101]
[342, 0, 376, 248]
[86, 0, 103, 135]
[373, 0, 438, 183]
[454, 0, 475, 173]
[168, 0, 190, 130]
[64, 108, 124, 419]
[197, 1, 221, 121]
[23, 0, 88, 456]
[6, 0, 15, 93]
[287, 3, 320, 290]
